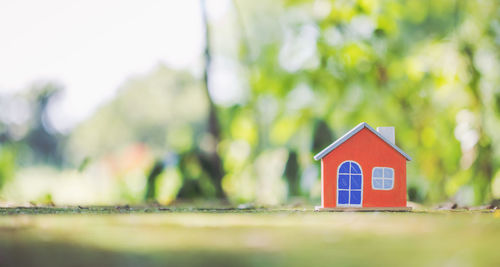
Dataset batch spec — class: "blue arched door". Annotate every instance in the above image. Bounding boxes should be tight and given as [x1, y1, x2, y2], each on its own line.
[337, 161, 363, 207]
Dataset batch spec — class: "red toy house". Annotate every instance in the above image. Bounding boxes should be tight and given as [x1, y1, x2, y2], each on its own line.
[314, 122, 412, 211]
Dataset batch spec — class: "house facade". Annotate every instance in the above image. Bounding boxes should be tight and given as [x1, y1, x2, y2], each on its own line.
[314, 122, 411, 209]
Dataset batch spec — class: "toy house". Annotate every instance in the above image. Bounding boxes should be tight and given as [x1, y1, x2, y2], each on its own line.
[314, 122, 412, 211]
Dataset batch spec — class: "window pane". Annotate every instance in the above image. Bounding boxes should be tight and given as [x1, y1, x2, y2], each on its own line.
[350, 162, 361, 174]
[384, 179, 393, 189]
[339, 162, 350, 174]
[384, 168, 394, 178]
[338, 190, 349, 204]
[351, 174, 362, 189]
[350, 190, 361, 205]
[338, 174, 349, 189]
[373, 178, 383, 189]
[373, 168, 383, 178]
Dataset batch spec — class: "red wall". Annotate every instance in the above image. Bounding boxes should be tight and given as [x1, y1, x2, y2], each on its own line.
[321, 128, 407, 208]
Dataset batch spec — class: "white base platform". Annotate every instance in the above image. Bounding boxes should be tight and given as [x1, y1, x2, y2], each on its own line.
[314, 206, 412, 212]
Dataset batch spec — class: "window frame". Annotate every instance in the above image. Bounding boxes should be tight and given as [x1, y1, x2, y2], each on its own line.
[371, 167, 395, 190]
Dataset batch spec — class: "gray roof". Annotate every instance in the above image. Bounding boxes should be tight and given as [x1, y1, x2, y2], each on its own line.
[313, 122, 411, 161]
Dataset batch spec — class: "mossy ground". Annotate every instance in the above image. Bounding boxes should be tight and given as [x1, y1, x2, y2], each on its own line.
[0, 206, 499, 267]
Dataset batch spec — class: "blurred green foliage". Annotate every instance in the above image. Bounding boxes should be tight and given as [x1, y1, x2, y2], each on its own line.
[226, 0, 500, 205]
[0, 145, 15, 190]
[1, 0, 500, 205]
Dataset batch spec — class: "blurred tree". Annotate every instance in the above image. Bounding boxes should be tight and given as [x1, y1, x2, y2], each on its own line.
[144, 160, 165, 202]
[0, 83, 64, 167]
[224, 0, 500, 204]
[284, 150, 300, 196]
[20, 0, 500, 206]
[312, 119, 334, 155]
[24, 84, 64, 166]
[196, 0, 226, 199]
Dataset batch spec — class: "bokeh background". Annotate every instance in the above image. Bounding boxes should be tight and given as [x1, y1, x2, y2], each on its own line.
[1, 0, 500, 207]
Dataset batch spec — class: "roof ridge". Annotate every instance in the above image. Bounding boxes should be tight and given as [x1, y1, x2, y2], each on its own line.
[313, 122, 411, 161]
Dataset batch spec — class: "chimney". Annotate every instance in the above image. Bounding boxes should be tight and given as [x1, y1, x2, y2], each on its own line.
[377, 127, 395, 144]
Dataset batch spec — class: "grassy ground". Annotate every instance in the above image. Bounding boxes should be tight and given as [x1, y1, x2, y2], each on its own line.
[0, 206, 499, 267]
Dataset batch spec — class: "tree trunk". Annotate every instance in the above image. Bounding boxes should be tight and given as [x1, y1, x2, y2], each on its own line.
[199, 0, 226, 199]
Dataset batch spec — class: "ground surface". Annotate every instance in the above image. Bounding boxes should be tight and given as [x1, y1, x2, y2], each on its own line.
[0, 206, 499, 267]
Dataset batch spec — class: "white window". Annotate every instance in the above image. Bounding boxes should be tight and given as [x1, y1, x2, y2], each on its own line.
[372, 167, 394, 190]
